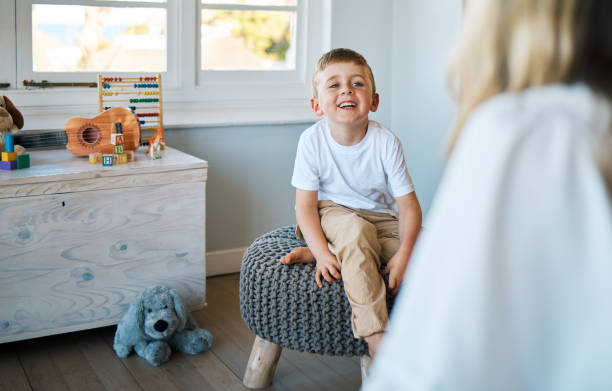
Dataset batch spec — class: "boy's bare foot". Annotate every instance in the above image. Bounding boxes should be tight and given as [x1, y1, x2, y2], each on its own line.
[364, 331, 384, 358]
[280, 247, 315, 264]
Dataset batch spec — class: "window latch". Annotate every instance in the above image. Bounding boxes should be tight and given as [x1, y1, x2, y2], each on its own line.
[23, 80, 97, 88]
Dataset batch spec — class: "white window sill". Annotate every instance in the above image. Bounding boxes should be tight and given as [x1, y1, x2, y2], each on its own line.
[14, 95, 317, 131]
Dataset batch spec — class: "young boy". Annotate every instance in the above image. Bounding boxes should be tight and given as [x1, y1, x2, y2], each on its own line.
[281, 48, 422, 357]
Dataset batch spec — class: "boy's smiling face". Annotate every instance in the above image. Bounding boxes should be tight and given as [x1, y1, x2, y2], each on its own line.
[311, 61, 379, 129]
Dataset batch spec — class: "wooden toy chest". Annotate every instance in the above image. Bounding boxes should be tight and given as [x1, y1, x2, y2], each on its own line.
[0, 147, 207, 343]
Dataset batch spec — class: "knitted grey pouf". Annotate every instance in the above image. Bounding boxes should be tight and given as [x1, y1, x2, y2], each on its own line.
[240, 226, 394, 358]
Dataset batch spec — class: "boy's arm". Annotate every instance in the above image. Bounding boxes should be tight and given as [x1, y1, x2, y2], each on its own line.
[295, 188, 342, 288]
[384, 192, 422, 295]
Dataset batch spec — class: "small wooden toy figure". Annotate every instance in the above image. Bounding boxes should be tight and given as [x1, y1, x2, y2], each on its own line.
[146, 128, 165, 160]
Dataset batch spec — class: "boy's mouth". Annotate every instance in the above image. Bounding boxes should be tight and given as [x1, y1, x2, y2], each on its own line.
[338, 101, 357, 109]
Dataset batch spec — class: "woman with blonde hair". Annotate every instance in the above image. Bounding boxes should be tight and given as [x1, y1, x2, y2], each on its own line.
[364, 0, 612, 389]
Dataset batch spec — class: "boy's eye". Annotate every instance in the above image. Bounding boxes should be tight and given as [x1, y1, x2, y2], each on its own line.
[353, 82, 364, 87]
[328, 83, 338, 88]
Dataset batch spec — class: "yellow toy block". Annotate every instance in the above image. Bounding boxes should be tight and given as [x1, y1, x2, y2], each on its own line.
[125, 150, 135, 162]
[2, 152, 17, 162]
[116, 153, 128, 164]
[89, 152, 102, 164]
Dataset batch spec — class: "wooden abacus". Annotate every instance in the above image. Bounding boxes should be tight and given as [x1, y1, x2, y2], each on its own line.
[97, 74, 164, 145]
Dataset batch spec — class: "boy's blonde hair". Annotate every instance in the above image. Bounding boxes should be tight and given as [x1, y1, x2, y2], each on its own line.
[312, 48, 376, 98]
[447, 0, 612, 192]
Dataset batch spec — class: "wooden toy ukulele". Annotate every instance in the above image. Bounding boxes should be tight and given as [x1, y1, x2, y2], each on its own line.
[63, 107, 140, 156]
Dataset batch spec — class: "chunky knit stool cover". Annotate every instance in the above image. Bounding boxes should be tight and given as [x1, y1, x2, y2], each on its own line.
[240, 226, 371, 356]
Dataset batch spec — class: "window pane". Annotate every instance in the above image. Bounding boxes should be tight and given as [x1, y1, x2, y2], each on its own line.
[201, 9, 295, 70]
[32, 4, 166, 72]
[201, 1, 296, 6]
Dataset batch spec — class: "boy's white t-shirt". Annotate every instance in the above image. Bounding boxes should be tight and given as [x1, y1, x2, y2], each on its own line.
[291, 118, 414, 214]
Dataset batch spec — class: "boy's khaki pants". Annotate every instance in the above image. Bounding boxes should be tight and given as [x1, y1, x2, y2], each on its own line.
[297, 200, 399, 338]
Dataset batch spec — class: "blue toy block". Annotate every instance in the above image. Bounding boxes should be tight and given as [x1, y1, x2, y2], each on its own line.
[4, 134, 14, 153]
[102, 154, 114, 166]
[0, 160, 16, 170]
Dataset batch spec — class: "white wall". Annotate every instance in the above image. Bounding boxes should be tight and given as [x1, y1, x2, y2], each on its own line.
[391, 0, 461, 216]
[170, 1, 462, 269]
[331, 0, 394, 127]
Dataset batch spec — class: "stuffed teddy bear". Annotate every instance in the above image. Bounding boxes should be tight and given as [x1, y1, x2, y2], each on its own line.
[0, 95, 25, 153]
[113, 285, 212, 366]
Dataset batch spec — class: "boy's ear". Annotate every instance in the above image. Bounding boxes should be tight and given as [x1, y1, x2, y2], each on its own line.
[370, 93, 380, 113]
[310, 97, 324, 117]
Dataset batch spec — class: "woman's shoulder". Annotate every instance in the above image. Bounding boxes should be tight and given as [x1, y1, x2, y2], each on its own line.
[467, 83, 601, 138]
[458, 83, 607, 158]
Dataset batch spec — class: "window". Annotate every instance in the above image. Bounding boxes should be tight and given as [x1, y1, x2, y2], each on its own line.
[3, 0, 330, 130]
[200, 0, 297, 71]
[17, 0, 178, 84]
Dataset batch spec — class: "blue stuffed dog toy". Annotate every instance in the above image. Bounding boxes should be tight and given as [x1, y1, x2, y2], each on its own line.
[113, 285, 212, 366]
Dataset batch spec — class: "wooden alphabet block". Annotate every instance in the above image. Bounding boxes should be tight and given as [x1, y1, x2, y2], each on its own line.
[125, 150, 135, 162]
[89, 152, 102, 164]
[102, 154, 113, 166]
[113, 144, 124, 154]
[116, 153, 128, 164]
[110, 134, 125, 146]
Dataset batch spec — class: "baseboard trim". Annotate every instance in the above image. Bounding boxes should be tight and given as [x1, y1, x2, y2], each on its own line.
[206, 247, 248, 276]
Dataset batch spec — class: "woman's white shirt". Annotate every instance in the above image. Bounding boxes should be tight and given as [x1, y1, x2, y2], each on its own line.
[364, 83, 612, 391]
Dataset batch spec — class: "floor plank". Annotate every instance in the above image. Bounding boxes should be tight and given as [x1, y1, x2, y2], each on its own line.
[18, 336, 76, 391]
[101, 331, 181, 391]
[205, 275, 362, 391]
[0, 348, 31, 391]
[2, 274, 362, 391]
[76, 329, 143, 391]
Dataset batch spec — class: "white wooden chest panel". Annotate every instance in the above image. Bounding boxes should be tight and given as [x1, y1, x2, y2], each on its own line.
[0, 147, 207, 343]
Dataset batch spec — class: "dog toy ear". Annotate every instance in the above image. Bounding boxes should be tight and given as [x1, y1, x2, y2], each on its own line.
[169, 288, 187, 331]
[125, 292, 145, 334]
[2, 96, 24, 130]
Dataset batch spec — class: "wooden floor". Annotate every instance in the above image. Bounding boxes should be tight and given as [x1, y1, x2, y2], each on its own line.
[0, 274, 362, 391]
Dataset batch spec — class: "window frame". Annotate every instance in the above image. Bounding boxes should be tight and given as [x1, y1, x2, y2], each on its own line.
[5, 0, 330, 131]
[16, 0, 179, 86]
[0, 0, 17, 89]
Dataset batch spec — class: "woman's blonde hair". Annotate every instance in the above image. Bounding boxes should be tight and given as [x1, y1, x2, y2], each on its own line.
[447, 0, 612, 190]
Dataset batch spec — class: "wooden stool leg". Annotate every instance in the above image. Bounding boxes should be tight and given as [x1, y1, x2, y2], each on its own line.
[243, 335, 282, 389]
[360, 355, 372, 382]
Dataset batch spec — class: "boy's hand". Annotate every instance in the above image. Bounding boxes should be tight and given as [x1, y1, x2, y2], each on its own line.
[315, 252, 342, 288]
[383, 252, 409, 295]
